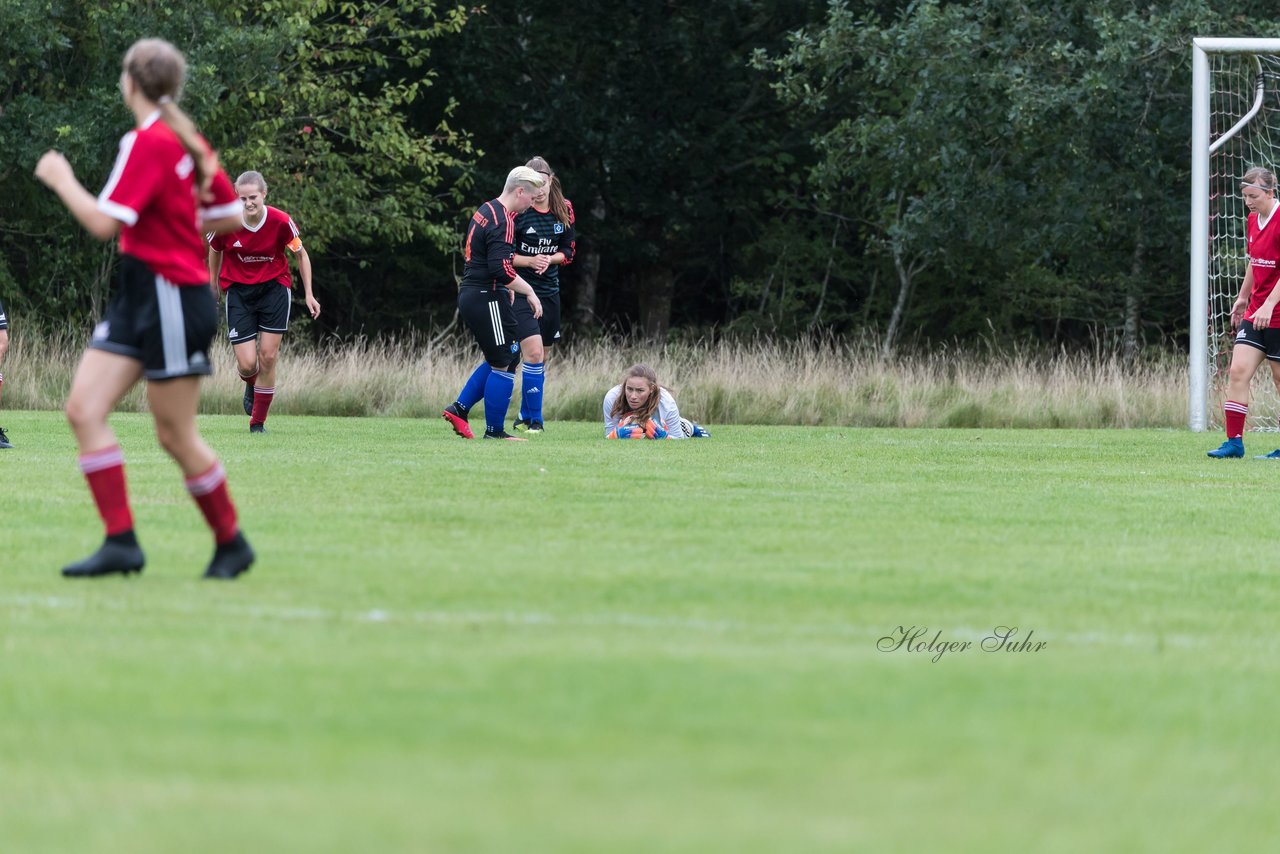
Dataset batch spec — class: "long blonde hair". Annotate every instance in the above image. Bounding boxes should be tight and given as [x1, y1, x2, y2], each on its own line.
[526, 156, 571, 226]
[124, 39, 215, 194]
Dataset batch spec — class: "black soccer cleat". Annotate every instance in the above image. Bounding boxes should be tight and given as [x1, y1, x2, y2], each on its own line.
[512, 418, 532, 432]
[203, 531, 255, 580]
[243, 382, 254, 416]
[482, 429, 526, 441]
[249, 423, 266, 434]
[527, 420, 544, 433]
[0, 427, 12, 449]
[62, 536, 146, 578]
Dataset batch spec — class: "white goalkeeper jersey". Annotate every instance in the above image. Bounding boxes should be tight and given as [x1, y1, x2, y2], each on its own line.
[602, 385, 686, 439]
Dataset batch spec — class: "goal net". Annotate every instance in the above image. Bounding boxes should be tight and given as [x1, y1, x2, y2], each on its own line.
[1191, 39, 1280, 431]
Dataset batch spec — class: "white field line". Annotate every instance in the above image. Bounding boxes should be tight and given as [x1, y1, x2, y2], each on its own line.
[0, 593, 1207, 650]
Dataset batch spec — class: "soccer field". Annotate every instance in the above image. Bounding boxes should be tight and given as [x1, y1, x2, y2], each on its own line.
[1, 411, 1277, 852]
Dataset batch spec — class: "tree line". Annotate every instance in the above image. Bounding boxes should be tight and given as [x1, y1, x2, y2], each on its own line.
[2, 0, 1278, 352]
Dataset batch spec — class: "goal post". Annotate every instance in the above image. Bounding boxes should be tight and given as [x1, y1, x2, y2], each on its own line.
[1190, 38, 1280, 431]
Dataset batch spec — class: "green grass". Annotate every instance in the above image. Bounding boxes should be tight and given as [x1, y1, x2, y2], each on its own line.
[1, 411, 1278, 852]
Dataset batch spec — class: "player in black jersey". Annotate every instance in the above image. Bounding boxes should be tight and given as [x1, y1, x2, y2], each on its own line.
[509, 156, 576, 433]
[442, 166, 545, 441]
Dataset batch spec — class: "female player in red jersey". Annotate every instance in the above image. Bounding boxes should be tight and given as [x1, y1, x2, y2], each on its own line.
[34, 38, 256, 579]
[208, 170, 320, 433]
[0, 294, 11, 448]
[1208, 167, 1280, 459]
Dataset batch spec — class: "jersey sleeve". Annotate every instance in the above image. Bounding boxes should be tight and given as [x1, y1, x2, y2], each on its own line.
[283, 215, 303, 253]
[199, 166, 241, 222]
[97, 131, 161, 226]
[602, 386, 621, 437]
[484, 205, 518, 285]
[560, 201, 577, 267]
[658, 389, 685, 439]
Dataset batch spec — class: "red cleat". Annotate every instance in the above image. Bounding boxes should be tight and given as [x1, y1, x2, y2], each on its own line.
[443, 406, 473, 439]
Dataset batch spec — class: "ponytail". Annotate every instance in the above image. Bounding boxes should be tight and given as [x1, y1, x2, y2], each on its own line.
[124, 39, 218, 197]
[157, 98, 217, 197]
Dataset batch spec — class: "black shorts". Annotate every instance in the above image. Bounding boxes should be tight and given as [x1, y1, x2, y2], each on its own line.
[1234, 318, 1280, 361]
[88, 255, 215, 380]
[458, 286, 520, 368]
[225, 281, 291, 344]
[0, 295, 7, 331]
[511, 291, 561, 347]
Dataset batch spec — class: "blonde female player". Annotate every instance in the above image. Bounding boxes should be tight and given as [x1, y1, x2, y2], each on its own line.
[1207, 167, 1280, 459]
[208, 170, 320, 433]
[35, 38, 255, 578]
[509, 155, 576, 433]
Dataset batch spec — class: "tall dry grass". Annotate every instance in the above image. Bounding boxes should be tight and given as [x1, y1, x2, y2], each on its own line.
[0, 329, 1190, 428]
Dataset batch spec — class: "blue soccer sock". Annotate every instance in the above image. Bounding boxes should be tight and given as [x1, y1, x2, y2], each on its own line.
[483, 368, 516, 433]
[457, 362, 492, 412]
[519, 362, 545, 422]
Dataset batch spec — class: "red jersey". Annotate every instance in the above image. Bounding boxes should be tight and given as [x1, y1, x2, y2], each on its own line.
[96, 111, 239, 285]
[208, 206, 303, 290]
[1246, 207, 1280, 319]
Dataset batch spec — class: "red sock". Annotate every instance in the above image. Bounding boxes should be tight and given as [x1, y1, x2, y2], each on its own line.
[239, 368, 259, 385]
[1224, 400, 1248, 439]
[184, 461, 240, 544]
[250, 386, 275, 426]
[79, 446, 134, 535]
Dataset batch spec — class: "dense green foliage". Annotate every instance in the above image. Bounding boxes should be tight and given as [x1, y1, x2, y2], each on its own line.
[4, 414, 1280, 850]
[3, 1, 1280, 347]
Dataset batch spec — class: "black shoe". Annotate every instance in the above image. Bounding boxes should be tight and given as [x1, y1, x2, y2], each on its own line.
[528, 420, 544, 433]
[443, 402, 473, 439]
[482, 429, 527, 441]
[249, 423, 266, 434]
[0, 427, 11, 449]
[62, 535, 145, 578]
[243, 382, 254, 416]
[203, 531, 255, 580]
[512, 418, 532, 432]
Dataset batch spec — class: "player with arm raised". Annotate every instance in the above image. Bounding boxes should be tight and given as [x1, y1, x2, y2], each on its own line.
[1208, 167, 1280, 458]
[34, 38, 254, 579]
[208, 171, 320, 434]
[442, 166, 545, 441]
